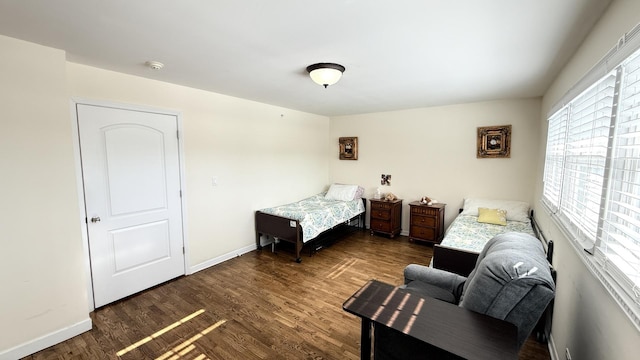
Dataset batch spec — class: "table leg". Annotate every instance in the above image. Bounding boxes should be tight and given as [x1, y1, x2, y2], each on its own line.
[360, 318, 372, 360]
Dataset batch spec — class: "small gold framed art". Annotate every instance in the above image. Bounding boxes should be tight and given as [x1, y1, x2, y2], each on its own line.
[339, 137, 358, 160]
[477, 125, 511, 158]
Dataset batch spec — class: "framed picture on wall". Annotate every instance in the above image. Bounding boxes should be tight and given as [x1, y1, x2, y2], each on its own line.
[477, 125, 511, 158]
[339, 137, 358, 160]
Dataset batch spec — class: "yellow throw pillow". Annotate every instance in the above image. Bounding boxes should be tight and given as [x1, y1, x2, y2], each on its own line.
[477, 207, 507, 226]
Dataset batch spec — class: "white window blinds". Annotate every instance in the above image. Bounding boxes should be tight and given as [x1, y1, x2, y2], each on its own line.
[599, 50, 640, 304]
[544, 45, 640, 328]
[558, 72, 617, 243]
[542, 108, 568, 212]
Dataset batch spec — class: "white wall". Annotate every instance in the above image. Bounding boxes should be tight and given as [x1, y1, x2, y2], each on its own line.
[535, 0, 640, 359]
[330, 98, 541, 232]
[66, 63, 330, 269]
[0, 36, 91, 357]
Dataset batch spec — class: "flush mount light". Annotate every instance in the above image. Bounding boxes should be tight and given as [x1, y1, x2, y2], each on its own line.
[145, 61, 164, 70]
[306, 63, 345, 88]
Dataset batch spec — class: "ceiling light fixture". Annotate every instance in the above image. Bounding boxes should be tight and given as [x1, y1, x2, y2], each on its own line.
[306, 63, 345, 88]
[145, 61, 164, 70]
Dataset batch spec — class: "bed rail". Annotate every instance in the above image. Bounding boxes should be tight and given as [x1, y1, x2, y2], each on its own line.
[529, 210, 556, 344]
[530, 210, 554, 265]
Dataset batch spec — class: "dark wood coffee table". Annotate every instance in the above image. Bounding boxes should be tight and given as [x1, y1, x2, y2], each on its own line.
[342, 279, 517, 360]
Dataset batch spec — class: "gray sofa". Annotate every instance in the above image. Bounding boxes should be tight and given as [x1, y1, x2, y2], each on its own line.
[375, 232, 555, 359]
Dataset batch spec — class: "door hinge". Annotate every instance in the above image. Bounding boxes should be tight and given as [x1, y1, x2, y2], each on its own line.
[177, 130, 179, 139]
[183, 246, 185, 254]
[179, 190, 182, 198]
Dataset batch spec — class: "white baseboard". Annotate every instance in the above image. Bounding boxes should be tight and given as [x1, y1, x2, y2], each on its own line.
[0, 318, 92, 360]
[548, 333, 560, 360]
[188, 243, 256, 274]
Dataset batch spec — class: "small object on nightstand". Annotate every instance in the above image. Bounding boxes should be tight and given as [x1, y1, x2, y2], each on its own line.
[373, 188, 382, 199]
[409, 201, 446, 244]
[420, 196, 438, 205]
[369, 198, 403, 238]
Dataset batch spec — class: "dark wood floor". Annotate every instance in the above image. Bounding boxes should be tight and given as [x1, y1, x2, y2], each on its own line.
[24, 229, 551, 359]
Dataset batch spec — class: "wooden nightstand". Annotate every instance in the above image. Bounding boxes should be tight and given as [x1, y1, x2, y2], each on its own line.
[409, 202, 445, 244]
[369, 198, 403, 238]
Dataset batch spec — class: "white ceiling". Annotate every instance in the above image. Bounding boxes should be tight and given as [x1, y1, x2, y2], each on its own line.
[0, 0, 612, 116]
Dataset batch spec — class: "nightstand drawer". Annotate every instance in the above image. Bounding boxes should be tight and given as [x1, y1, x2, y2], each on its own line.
[371, 209, 391, 220]
[410, 225, 436, 240]
[411, 206, 441, 216]
[412, 214, 437, 228]
[371, 219, 392, 233]
[371, 201, 394, 211]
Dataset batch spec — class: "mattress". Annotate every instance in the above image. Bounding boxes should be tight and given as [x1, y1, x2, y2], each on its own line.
[440, 214, 536, 253]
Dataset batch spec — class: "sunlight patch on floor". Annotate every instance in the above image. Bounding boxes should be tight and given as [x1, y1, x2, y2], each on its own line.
[155, 320, 227, 360]
[327, 258, 358, 279]
[117, 309, 206, 356]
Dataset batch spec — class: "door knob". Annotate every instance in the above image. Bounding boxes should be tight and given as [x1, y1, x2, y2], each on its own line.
[90, 216, 101, 223]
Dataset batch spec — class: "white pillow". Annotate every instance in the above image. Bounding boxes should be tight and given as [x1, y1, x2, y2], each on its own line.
[460, 198, 530, 222]
[354, 186, 365, 199]
[325, 184, 359, 201]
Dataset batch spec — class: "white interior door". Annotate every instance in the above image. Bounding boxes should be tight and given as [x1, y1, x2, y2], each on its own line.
[77, 103, 185, 308]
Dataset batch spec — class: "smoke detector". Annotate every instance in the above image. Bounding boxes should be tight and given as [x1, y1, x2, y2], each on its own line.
[145, 61, 164, 70]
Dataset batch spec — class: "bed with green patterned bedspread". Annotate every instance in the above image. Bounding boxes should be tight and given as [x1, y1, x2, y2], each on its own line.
[258, 193, 365, 243]
[255, 191, 366, 263]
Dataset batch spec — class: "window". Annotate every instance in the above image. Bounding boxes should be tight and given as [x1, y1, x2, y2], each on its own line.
[543, 46, 640, 329]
